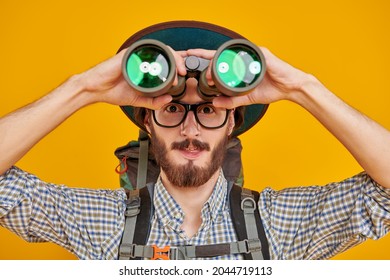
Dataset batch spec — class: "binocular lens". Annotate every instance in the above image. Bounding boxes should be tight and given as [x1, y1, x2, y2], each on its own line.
[122, 39, 177, 97]
[216, 45, 262, 89]
[126, 46, 171, 88]
[122, 38, 265, 98]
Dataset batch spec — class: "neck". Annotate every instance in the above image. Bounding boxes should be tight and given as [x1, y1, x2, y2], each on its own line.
[160, 168, 221, 209]
[160, 168, 221, 238]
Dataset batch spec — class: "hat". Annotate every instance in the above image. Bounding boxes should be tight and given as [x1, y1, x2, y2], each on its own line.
[117, 21, 268, 137]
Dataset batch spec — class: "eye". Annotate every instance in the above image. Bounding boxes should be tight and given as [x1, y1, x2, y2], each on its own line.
[198, 104, 215, 114]
[163, 104, 183, 113]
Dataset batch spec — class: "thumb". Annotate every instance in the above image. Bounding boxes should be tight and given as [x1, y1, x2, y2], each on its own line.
[212, 95, 251, 109]
[139, 94, 173, 110]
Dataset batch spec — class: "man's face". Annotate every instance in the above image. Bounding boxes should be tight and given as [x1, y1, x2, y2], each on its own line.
[145, 78, 235, 188]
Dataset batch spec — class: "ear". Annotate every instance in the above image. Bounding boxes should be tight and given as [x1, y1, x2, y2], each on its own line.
[143, 109, 153, 134]
[227, 109, 236, 136]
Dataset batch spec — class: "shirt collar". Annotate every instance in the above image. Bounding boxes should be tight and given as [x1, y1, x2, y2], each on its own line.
[203, 170, 227, 222]
[153, 170, 228, 225]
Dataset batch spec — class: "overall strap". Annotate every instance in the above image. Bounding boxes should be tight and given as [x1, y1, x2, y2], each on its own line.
[229, 183, 270, 260]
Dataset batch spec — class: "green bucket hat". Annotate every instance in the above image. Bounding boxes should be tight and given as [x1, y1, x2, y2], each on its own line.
[117, 21, 268, 137]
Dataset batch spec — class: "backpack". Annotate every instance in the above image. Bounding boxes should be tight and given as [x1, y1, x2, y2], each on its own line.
[114, 130, 270, 260]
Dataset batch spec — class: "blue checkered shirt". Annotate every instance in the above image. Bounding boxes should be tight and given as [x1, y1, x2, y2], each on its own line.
[1, 166, 390, 259]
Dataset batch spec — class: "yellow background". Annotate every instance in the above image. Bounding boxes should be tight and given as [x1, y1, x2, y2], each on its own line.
[1, 0, 389, 259]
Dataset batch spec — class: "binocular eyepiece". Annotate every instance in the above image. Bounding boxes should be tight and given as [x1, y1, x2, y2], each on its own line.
[122, 38, 266, 100]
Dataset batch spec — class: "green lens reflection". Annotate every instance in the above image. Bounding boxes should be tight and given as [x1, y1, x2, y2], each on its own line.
[126, 46, 170, 88]
[216, 46, 262, 88]
[127, 54, 143, 85]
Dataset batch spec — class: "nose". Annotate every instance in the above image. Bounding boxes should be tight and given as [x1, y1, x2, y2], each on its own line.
[180, 111, 200, 137]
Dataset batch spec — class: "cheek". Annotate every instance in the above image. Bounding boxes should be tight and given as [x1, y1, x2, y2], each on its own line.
[207, 131, 229, 150]
[151, 126, 178, 149]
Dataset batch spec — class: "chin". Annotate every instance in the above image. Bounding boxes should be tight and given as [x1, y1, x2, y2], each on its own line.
[172, 152, 208, 167]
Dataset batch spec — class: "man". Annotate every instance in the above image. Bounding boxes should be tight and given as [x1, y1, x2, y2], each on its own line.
[0, 21, 389, 260]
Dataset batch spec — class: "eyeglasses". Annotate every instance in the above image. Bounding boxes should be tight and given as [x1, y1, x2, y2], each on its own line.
[152, 101, 231, 129]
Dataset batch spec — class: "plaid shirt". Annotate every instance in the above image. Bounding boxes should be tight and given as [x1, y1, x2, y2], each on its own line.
[1, 166, 389, 259]
[147, 172, 241, 259]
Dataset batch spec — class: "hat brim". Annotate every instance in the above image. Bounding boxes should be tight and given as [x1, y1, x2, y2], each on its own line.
[118, 21, 268, 137]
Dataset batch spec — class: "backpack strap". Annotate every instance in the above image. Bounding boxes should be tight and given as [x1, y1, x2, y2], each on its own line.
[136, 130, 149, 189]
[119, 182, 270, 260]
[119, 240, 260, 260]
[229, 182, 270, 260]
[119, 185, 154, 260]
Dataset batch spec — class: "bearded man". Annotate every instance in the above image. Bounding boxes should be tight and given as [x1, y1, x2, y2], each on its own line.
[1, 21, 390, 260]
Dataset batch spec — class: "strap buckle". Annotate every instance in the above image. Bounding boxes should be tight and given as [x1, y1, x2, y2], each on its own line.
[119, 243, 136, 259]
[125, 190, 141, 216]
[241, 196, 256, 213]
[151, 245, 171, 260]
[245, 239, 262, 253]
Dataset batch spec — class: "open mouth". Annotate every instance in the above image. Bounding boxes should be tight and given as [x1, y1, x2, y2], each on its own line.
[179, 147, 204, 159]
[184, 144, 201, 152]
[172, 139, 210, 160]
[172, 139, 210, 151]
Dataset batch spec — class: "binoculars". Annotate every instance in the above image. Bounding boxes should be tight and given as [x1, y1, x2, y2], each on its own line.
[122, 38, 266, 100]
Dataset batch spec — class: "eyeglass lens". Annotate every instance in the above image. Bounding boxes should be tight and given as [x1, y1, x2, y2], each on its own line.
[153, 102, 228, 128]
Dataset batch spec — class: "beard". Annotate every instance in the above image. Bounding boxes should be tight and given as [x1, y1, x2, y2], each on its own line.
[150, 129, 228, 188]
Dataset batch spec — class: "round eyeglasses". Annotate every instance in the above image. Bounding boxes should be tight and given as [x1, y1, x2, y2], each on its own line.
[152, 101, 231, 129]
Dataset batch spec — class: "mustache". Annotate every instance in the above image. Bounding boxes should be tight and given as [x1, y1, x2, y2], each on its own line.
[171, 139, 210, 151]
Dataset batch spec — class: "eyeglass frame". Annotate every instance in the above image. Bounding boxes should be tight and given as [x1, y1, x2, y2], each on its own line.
[152, 101, 232, 129]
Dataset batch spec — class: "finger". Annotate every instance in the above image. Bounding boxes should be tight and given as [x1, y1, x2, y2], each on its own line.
[150, 94, 173, 109]
[176, 50, 188, 58]
[134, 94, 173, 110]
[212, 95, 251, 109]
[167, 46, 187, 76]
[186, 50, 214, 85]
[206, 58, 214, 85]
[186, 49, 216, 60]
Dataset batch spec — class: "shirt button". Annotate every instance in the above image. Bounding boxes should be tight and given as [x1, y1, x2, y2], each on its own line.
[174, 213, 182, 219]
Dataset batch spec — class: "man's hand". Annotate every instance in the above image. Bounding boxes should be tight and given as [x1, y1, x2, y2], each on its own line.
[188, 46, 390, 188]
[186, 47, 314, 109]
[75, 48, 183, 110]
[0, 46, 187, 174]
